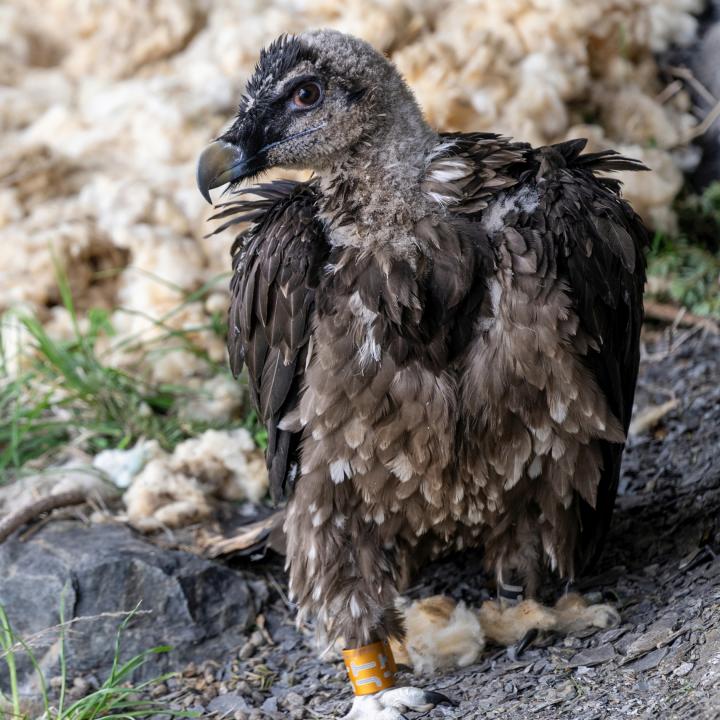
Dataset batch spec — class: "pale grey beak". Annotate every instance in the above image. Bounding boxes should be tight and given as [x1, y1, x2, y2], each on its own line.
[196, 140, 249, 204]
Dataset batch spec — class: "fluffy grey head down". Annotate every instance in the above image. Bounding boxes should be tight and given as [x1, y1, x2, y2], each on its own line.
[206, 30, 648, 647]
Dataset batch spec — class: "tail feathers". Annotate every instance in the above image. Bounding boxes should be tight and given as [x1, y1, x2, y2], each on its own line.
[547, 138, 649, 173]
[574, 148, 649, 173]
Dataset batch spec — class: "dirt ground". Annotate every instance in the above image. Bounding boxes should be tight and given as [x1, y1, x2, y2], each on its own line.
[150, 324, 720, 720]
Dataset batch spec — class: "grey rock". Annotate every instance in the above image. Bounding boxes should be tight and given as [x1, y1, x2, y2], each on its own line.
[238, 640, 256, 659]
[673, 662, 694, 677]
[568, 645, 616, 668]
[622, 622, 677, 662]
[284, 691, 305, 707]
[597, 626, 628, 645]
[208, 693, 251, 717]
[0, 521, 265, 692]
[625, 647, 669, 673]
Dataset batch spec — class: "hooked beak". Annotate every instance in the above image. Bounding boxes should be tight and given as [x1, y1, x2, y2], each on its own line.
[196, 140, 251, 204]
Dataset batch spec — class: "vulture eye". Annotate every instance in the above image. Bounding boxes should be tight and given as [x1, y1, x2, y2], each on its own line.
[291, 82, 323, 109]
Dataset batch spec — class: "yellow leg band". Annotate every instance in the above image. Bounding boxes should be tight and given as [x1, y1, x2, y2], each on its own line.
[342, 640, 397, 696]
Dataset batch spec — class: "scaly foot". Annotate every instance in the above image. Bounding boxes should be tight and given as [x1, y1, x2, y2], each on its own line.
[342, 687, 455, 719]
[552, 592, 620, 634]
[387, 592, 620, 677]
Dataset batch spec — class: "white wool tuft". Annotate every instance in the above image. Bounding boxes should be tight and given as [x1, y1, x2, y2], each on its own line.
[121, 428, 268, 530]
[0, 0, 704, 388]
[399, 596, 486, 674]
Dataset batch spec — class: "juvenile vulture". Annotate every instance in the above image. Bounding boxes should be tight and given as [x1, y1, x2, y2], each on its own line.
[197, 30, 646, 718]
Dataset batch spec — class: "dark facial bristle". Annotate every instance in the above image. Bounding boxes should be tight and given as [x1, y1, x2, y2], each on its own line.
[243, 35, 318, 109]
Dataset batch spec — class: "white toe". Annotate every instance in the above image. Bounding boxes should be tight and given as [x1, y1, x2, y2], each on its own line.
[342, 686, 453, 718]
[342, 694, 404, 720]
[379, 686, 444, 712]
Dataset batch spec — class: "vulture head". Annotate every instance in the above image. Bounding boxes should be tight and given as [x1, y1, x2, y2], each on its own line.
[197, 29, 432, 202]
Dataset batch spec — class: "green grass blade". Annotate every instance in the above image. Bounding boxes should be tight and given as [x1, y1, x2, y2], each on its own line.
[57, 589, 69, 718]
[0, 606, 21, 720]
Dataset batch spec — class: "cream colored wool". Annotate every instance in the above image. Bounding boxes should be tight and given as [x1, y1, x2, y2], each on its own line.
[121, 428, 268, 530]
[0, 0, 703, 391]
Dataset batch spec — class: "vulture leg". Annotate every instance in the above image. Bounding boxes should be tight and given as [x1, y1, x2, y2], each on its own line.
[285, 478, 456, 715]
[284, 477, 405, 646]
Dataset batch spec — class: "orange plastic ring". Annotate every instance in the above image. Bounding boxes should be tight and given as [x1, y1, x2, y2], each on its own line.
[342, 640, 397, 696]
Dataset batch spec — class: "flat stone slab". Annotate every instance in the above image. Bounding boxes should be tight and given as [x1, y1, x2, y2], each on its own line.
[568, 644, 616, 668]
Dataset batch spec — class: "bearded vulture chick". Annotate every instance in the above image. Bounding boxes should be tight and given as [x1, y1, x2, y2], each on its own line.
[197, 30, 646, 718]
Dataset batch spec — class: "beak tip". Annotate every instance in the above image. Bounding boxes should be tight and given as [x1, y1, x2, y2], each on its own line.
[199, 185, 213, 205]
[197, 139, 248, 206]
[196, 156, 214, 205]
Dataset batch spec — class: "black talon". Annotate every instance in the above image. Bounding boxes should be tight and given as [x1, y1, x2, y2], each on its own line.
[424, 690, 458, 707]
[515, 627, 539, 657]
[602, 587, 619, 603]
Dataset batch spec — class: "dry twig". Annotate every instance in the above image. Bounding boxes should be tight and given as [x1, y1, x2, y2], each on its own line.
[667, 65, 717, 106]
[644, 301, 719, 334]
[198, 513, 280, 558]
[0, 490, 87, 543]
[629, 399, 679, 437]
[665, 65, 720, 142]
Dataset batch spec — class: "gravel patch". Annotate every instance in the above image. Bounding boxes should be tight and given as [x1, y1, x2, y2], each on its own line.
[153, 328, 720, 719]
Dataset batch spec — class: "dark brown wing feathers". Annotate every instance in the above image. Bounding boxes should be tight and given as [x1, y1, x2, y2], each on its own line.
[528, 140, 648, 569]
[432, 133, 646, 570]
[211, 180, 328, 502]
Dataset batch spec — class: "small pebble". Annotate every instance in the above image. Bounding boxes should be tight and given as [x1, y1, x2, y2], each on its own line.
[673, 662, 694, 677]
[239, 641, 256, 659]
[71, 676, 90, 696]
[285, 691, 305, 707]
[203, 685, 218, 701]
[151, 682, 168, 698]
[235, 680, 252, 695]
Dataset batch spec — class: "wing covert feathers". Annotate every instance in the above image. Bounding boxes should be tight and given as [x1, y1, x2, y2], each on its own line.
[209, 132, 646, 579]
[209, 180, 328, 502]
[530, 139, 648, 570]
[429, 132, 647, 574]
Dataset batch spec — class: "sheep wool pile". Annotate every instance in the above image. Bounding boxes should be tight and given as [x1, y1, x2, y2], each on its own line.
[0, 0, 704, 390]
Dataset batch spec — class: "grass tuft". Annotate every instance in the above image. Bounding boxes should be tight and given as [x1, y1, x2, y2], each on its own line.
[0, 261, 266, 481]
[0, 602, 197, 720]
[647, 181, 720, 318]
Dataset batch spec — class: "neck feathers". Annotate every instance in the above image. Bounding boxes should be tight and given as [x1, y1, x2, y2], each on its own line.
[318, 83, 438, 255]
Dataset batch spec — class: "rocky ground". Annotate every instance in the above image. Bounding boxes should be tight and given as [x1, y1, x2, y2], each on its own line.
[3, 323, 719, 719]
[158, 325, 720, 720]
